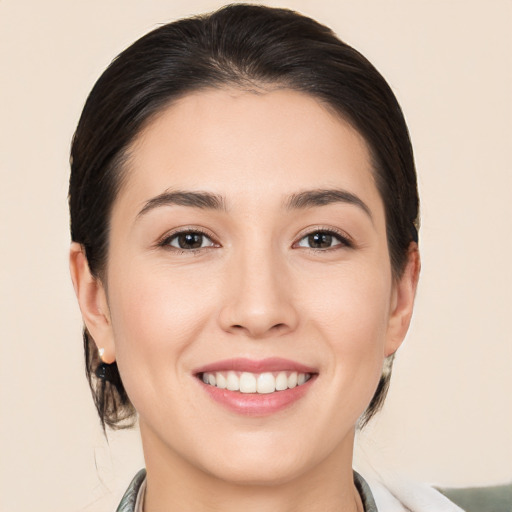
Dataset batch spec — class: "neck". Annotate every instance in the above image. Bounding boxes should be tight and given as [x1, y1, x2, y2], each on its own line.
[140, 424, 364, 512]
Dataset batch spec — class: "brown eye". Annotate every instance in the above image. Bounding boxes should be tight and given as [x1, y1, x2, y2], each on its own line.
[166, 231, 214, 250]
[296, 231, 345, 249]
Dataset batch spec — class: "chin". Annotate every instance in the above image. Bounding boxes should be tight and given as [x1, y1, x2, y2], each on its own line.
[189, 429, 336, 487]
[203, 453, 312, 487]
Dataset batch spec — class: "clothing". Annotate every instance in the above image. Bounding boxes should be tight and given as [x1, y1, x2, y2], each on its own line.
[116, 468, 464, 512]
[115, 463, 512, 512]
[438, 483, 512, 512]
[116, 469, 145, 512]
[115, 469, 377, 512]
[359, 471, 464, 512]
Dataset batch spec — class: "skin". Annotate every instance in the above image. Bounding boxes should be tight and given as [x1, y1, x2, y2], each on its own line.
[70, 88, 420, 512]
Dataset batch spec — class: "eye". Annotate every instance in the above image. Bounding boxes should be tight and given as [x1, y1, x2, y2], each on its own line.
[162, 230, 216, 250]
[296, 230, 351, 250]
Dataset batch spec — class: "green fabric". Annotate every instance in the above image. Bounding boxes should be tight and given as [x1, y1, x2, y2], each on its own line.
[438, 483, 512, 512]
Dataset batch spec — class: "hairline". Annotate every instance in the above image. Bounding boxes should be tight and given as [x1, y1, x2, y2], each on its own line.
[97, 81, 393, 284]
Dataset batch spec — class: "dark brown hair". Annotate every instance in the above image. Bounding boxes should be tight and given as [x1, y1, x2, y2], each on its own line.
[69, 3, 419, 429]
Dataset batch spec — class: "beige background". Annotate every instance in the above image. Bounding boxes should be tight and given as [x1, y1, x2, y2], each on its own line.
[0, 0, 511, 511]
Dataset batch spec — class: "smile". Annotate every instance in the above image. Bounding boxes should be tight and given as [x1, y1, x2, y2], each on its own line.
[194, 358, 318, 416]
[200, 371, 313, 394]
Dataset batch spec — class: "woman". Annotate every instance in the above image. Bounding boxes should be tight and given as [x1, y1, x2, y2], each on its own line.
[68, 4, 461, 511]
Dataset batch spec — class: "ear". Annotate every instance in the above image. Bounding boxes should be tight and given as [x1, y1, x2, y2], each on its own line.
[69, 242, 116, 363]
[385, 243, 421, 357]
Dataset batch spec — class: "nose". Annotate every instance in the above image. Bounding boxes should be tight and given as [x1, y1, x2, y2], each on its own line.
[218, 248, 299, 339]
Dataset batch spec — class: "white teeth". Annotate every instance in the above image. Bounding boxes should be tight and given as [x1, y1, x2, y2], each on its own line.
[288, 372, 298, 388]
[201, 370, 312, 393]
[257, 372, 276, 394]
[239, 372, 257, 393]
[226, 371, 239, 391]
[275, 371, 288, 391]
[216, 372, 227, 389]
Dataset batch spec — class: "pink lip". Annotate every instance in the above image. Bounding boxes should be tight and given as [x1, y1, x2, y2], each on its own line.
[198, 376, 316, 416]
[193, 357, 317, 375]
[193, 358, 318, 417]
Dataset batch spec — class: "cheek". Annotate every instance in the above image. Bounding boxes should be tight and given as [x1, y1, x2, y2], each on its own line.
[106, 262, 218, 405]
[300, 262, 392, 408]
[301, 257, 392, 347]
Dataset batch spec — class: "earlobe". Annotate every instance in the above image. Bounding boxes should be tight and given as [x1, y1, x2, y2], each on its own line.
[385, 243, 421, 357]
[69, 242, 116, 363]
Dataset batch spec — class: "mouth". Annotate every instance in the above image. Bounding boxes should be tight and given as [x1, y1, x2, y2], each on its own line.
[193, 358, 318, 416]
[198, 370, 313, 394]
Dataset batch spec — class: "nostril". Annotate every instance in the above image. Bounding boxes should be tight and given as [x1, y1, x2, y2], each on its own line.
[230, 322, 288, 335]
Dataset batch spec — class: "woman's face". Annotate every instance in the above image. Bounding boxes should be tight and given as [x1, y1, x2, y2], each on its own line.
[87, 88, 416, 484]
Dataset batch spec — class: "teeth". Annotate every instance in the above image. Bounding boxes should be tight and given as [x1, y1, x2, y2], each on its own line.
[239, 372, 257, 393]
[257, 373, 275, 394]
[201, 371, 312, 394]
[216, 372, 227, 389]
[275, 371, 288, 391]
[226, 371, 239, 391]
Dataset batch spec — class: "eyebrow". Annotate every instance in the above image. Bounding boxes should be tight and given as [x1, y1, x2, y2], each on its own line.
[285, 189, 372, 220]
[137, 190, 227, 218]
[137, 187, 372, 220]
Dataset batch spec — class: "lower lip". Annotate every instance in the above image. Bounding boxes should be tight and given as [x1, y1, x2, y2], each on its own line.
[198, 376, 316, 416]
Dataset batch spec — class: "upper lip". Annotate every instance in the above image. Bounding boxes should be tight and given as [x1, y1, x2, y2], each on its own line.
[193, 357, 318, 375]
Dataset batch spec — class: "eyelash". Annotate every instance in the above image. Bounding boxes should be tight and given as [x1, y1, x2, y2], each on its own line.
[157, 227, 353, 253]
[295, 227, 354, 251]
[157, 228, 218, 254]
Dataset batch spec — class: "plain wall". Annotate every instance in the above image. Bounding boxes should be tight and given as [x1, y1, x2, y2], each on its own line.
[0, 1, 511, 511]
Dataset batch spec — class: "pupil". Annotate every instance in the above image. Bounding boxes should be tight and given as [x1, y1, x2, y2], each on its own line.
[309, 232, 332, 248]
[179, 233, 202, 249]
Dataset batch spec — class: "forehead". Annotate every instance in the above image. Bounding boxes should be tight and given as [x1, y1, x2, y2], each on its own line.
[117, 87, 383, 216]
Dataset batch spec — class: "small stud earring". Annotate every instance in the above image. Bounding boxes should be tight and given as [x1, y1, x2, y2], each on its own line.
[95, 348, 116, 382]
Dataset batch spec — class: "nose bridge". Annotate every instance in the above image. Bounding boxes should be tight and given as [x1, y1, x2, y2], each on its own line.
[219, 235, 298, 338]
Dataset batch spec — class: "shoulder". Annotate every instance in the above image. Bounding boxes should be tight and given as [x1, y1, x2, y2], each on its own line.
[363, 470, 512, 512]
[360, 471, 465, 512]
[116, 468, 512, 512]
[438, 482, 512, 512]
